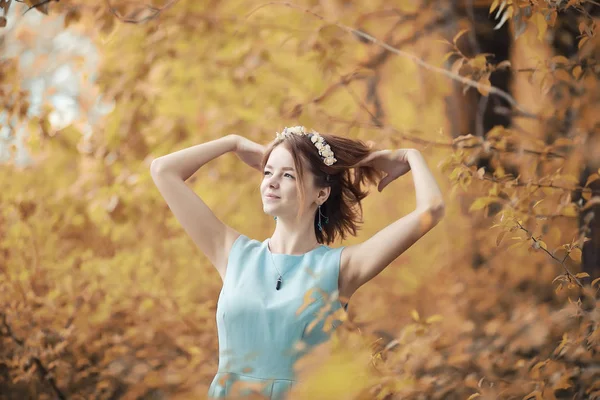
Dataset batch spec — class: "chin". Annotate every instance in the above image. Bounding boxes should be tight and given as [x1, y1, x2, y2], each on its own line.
[263, 205, 276, 214]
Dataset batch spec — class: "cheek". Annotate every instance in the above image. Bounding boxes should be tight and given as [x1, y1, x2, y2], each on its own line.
[260, 178, 270, 190]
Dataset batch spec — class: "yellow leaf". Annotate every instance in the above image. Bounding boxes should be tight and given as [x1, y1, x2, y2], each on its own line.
[532, 199, 544, 209]
[532, 12, 547, 41]
[578, 36, 589, 50]
[453, 29, 469, 45]
[471, 54, 488, 69]
[555, 284, 563, 294]
[569, 248, 582, 262]
[562, 205, 578, 217]
[451, 58, 464, 75]
[496, 231, 506, 247]
[468, 394, 481, 400]
[476, 167, 485, 179]
[508, 240, 524, 251]
[425, 314, 444, 324]
[575, 272, 589, 279]
[592, 277, 600, 287]
[489, 0, 500, 14]
[572, 65, 583, 79]
[477, 77, 491, 96]
[442, 51, 458, 64]
[554, 333, 569, 354]
[552, 375, 572, 391]
[585, 173, 599, 187]
[551, 55, 569, 65]
[469, 196, 498, 211]
[411, 310, 420, 322]
[494, 5, 513, 30]
[496, 60, 511, 69]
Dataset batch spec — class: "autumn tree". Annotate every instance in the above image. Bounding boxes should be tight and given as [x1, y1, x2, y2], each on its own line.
[1, 0, 599, 399]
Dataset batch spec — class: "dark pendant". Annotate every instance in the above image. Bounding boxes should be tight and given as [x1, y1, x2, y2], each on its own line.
[276, 276, 282, 290]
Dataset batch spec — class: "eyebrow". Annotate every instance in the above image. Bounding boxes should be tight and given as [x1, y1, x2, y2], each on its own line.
[265, 164, 295, 171]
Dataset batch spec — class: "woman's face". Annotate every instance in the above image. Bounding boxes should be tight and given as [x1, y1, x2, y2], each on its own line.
[261, 145, 316, 219]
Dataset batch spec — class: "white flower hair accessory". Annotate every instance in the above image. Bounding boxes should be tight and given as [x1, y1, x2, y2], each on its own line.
[275, 126, 338, 166]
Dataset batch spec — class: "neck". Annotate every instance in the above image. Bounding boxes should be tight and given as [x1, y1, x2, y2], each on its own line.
[269, 212, 320, 255]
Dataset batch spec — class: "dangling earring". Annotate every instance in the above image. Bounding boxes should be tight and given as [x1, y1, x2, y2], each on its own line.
[317, 204, 329, 232]
[274, 216, 277, 221]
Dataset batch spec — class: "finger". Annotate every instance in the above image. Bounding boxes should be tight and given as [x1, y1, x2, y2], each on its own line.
[378, 174, 392, 192]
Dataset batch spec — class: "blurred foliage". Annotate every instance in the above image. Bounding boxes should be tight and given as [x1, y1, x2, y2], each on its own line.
[1, 0, 599, 399]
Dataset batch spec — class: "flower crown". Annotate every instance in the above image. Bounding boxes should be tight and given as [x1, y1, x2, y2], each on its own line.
[275, 126, 337, 166]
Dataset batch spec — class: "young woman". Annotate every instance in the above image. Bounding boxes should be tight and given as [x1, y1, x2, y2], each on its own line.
[150, 126, 445, 399]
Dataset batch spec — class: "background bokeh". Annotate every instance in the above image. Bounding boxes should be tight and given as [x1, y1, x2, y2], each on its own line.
[1, 1, 599, 399]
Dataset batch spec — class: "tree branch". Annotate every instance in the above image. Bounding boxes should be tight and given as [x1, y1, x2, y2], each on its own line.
[515, 221, 584, 287]
[104, 0, 180, 23]
[245, 1, 538, 118]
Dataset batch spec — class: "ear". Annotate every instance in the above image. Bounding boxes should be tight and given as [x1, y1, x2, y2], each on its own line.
[318, 187, 331, 204]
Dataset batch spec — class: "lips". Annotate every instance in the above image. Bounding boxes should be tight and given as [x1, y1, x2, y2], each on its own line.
[266, 195, 280, 199]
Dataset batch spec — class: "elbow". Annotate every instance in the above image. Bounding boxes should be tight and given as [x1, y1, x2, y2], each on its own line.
[150, 158, 186, 182]
[150, 158, 161, 177]
[418, 200, 445, 226]
[150, 157, 167, 177]
[429, 200, 446, 225]
[432, 202, 445, 222]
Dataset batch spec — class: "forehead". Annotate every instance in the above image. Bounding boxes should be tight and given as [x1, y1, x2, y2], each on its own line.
[266, 146, 295, 168]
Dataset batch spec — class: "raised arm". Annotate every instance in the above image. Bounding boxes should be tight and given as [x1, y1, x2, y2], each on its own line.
[150, 135, 242, 281]
[339, 149, 445, 300]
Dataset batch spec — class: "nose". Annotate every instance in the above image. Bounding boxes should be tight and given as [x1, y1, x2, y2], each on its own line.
[266, 174, 279, 187]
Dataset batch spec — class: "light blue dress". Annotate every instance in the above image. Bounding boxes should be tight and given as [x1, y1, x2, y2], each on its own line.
[208, 234, 348, 399]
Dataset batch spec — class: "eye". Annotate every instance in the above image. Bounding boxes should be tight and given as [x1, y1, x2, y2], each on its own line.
[263, 171, 294, 179]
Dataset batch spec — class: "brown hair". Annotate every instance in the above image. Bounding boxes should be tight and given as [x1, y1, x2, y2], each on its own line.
[260, 131, 384, 245]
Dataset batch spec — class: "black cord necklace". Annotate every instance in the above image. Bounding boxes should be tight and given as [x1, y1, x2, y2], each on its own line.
[267, 239, 286, 290]
[267, 238, 319, 290]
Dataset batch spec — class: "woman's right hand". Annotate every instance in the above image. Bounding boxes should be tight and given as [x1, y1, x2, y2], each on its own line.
[232, 135, 266, 172]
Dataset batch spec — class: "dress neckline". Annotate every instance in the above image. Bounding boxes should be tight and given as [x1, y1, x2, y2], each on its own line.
[265, 238, 326, 257]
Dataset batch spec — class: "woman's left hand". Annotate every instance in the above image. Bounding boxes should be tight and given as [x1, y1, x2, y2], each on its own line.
[356, 149, 414, 192]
